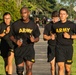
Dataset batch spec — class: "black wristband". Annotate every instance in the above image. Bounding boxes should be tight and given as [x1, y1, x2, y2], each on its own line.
[4, 32, 7, 35]
[7, 25, 10, 27]
[9, 49, 14, 52]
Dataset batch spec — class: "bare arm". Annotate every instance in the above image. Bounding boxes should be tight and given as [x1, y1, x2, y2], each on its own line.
[0, 26, 10, 37]
[10, 36, 22, 47]
[43, 34, 51, 41]
[10, 36, 17, 44]
[43, 34, 55, 41]
[71, 35, 76, 39]
[63, 32, 76, 39]
[30, 35, 39, 43]
[0, 33, 6, 37]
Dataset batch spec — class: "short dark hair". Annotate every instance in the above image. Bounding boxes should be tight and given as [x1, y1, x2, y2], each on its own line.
[3, 12, 11, 18]
[59, 8, 68, 14]
[51, 11, 59, 18]
[20, 6, 29, 13]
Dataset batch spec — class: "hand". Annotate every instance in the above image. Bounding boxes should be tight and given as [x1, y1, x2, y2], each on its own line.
[1, 33, 6, 37]
[30, 35, 35, 42]
[6, 26, 10, 34]
[63, 32, 70, 39]
[16, 40, 23, 47]
[51, 34, 55, 40]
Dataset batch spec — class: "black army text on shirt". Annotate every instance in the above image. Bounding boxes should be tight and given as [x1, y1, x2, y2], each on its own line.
[0, 22, 14, 49]
[11, 19, 40, 45]
[43, 21, 56, 45]
[52, 20, 76, 45]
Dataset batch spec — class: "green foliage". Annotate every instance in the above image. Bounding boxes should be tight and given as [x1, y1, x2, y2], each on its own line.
[54, 3, 64, 11]
[38, 0, 52, 12]
[0, 0, 55, 20]
[22, 0, 37, 11]
[0, 0, 21, 21]
[47, 0, 56, 9]
[22, 0, 53, 14]
[0, 0, 76, 21]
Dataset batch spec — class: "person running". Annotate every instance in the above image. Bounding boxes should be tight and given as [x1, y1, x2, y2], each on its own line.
[35, 17, 40, 27]
[42, 16, 47, 27]
[0, 12, 14, 75]
[52, 8, 76, 75]
[10, 6, 40, 75]
[43, 11, 59, 75]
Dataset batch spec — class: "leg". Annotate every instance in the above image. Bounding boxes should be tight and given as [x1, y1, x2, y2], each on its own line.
[65, 64, 71, 75]
[50, 57, 55, 75]
[55, 45, 67, 75]
[3, 58, 8, 75]
[48, 45, 56, 75]
[58, 62, 65, 75]
[65, 46, 73, 75]
[8, 51, 14, 75]
[55, 63, 58, 75]
[25, 61, 33, 75]
[1, 46, 9, 75]
[16, 62, 24, 75]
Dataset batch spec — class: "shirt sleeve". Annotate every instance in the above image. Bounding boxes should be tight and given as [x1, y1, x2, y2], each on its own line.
[9, 23, 15, 36]
[72, 23, 76, 34]
[43, 24, 50, 35]
[33, 24, 40, 38]
[51, 24, 56, 34]
[0, 24, 2, 33]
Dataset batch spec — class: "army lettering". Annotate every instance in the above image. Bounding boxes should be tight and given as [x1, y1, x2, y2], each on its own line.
[19, 28, 33, 34]
[56, 28, 70, 33]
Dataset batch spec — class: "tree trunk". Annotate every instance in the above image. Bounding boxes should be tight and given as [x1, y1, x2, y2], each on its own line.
[16, 0, 22, 7]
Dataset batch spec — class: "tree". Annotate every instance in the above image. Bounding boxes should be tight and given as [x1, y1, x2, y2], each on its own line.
[0, 0, 21, 21]
[0, 0, 58, 21]
[16, 0, 22, 7]
[46, 0, 56, 9]
[21, 0, 53, 17]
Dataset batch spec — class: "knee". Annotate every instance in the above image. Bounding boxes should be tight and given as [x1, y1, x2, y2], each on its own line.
[65, 67, 71, 74]
[28, 67, 32, 72]
[51, 66, 55, 71]
[16, 66, 24, 75]
[59, 65, 64, 71]
[26, 66, 32, 73]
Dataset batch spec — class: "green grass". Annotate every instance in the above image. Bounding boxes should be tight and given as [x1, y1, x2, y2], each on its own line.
[72, 40, 76, 75]
[0, 56, 5, 75]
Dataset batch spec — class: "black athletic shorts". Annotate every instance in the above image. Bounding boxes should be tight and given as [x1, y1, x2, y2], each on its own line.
[14, 44, 35, 65]
[55, 45, 73, 64]
[1, 42, 10, 58]
[47, 45, 56, 62]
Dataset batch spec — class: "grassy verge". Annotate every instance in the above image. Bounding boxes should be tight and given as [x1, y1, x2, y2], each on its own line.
[72, 40, 76, 75]
[0, 56, 5, 75]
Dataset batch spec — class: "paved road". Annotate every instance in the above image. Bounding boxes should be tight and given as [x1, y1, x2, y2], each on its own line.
[13, 27, 51, 75]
